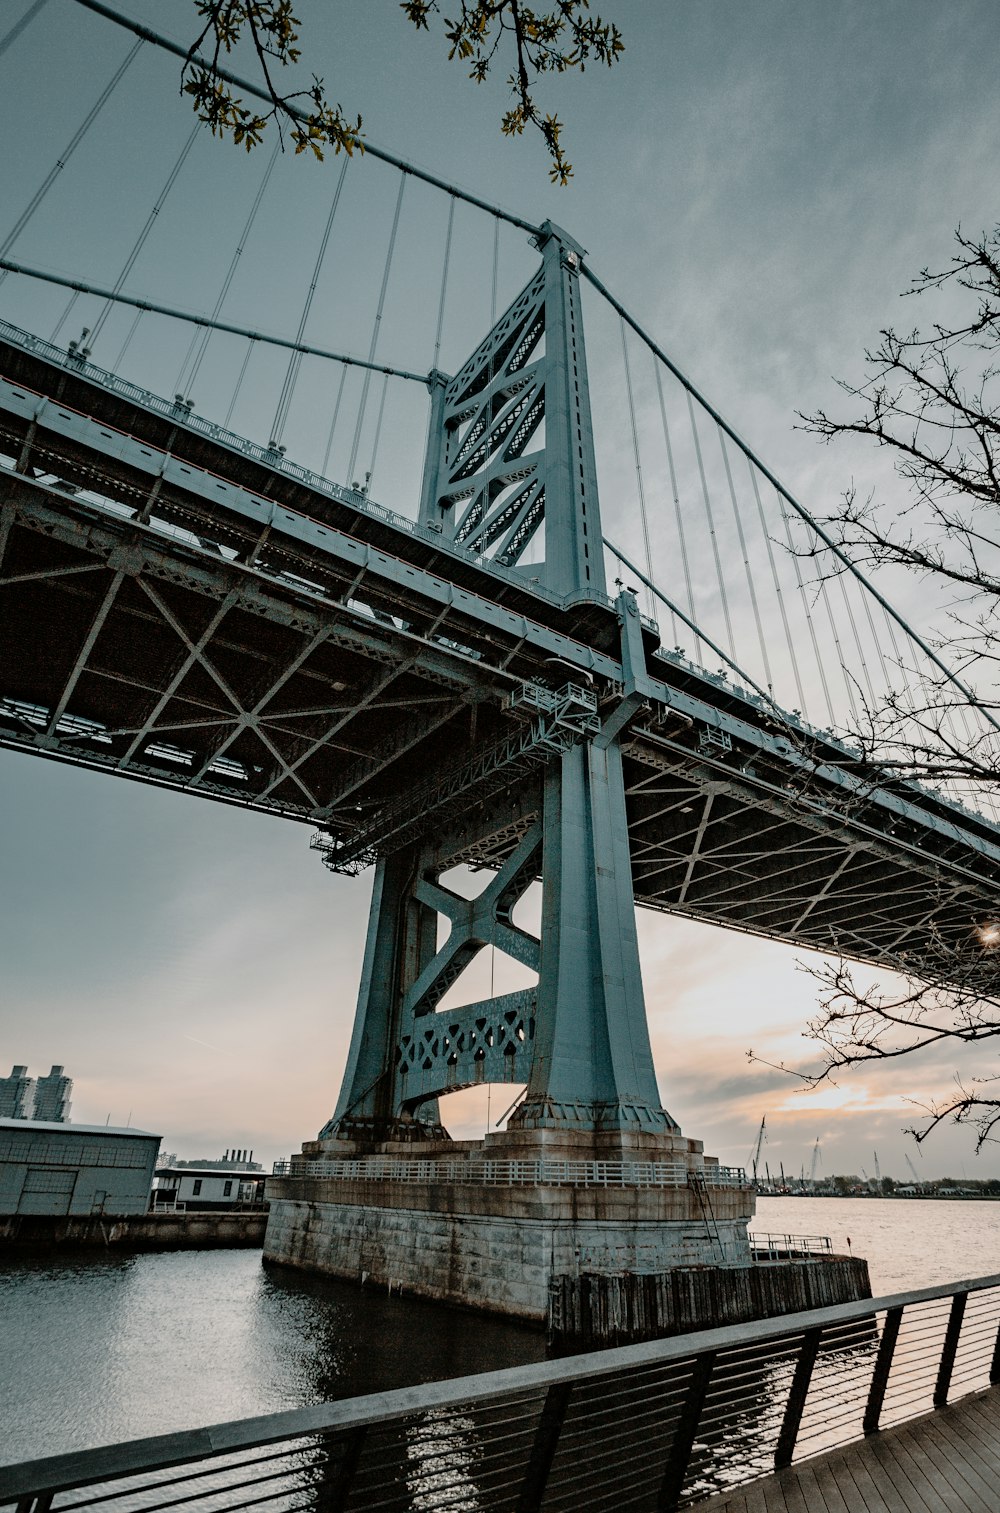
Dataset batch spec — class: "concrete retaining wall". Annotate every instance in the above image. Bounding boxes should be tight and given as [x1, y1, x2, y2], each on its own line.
[0, 1211, 267, 1250]
[264, 1193, 753, 1320]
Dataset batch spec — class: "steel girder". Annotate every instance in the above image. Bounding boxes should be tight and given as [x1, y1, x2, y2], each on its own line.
[2, 303, 1000, 1142]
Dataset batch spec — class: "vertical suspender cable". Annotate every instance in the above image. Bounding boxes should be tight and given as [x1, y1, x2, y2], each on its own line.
[654, 363, 699, 654]
[620, 318, 661, 628]
[777, 488, 836, 727]
[366, 372, 391, 491]
[687, 391, 736, 660]
[0, 38, 143, 269]
[176, 137, 280, 395]
[747, 459, 808, 717]
[836, 574, 879, 709]
[491, 216, 500, 326]
[718, 426, 772, 692]
[50, 291, 81, 343]
[270, 153, 350, 445]
[347, 173, 406, 483]
[88, 123, 201, 348]
[224, 339, 257, 429]
[321, 366, 348, 477]
[818, 576, 860, 723]
[0, 0, 50, 57]
[111, 306, 143, 370]
[432, 196, 455, 369]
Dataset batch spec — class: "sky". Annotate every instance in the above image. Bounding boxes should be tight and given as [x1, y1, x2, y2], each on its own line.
[1, 0, 998, 1180]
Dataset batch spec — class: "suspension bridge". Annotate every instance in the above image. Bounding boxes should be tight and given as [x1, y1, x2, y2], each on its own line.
[0, 1, 998, 1156]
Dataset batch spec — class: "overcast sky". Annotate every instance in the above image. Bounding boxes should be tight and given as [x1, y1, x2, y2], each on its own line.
[1, 0, 998, 1180]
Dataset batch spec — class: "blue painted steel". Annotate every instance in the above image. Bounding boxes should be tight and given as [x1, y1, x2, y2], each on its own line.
[328, 228, 675, 1137]
[418, 223, 605, 600]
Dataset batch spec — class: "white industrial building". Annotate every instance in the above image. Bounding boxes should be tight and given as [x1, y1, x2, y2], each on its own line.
[152, 1165, 267, 1210]
[0, 1118, 160, 1216]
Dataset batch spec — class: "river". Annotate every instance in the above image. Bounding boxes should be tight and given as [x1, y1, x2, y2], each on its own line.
[2, 1197, 998, 1464]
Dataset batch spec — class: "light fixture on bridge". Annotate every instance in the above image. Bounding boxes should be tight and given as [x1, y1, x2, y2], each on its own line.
[976, 921, 1000, 948]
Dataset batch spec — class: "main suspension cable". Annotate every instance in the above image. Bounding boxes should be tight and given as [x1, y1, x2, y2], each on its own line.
[0, 256, 429, 382]
[583, 259, 1000, 738]
[70, 0, 541, 236]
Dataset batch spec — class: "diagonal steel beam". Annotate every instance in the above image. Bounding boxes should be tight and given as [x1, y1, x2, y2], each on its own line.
[319, 702, 465, 816]
[45, 569, 127, 737]
[118, 583, 243, 768]
[0, 502, 16, 573]
[185, 625, 333, 787]
[125, 581, 321, 808]
[0, 562, 105, 590]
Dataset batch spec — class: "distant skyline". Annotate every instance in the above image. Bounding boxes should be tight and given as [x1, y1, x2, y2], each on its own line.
[1, 0, 998, 1179]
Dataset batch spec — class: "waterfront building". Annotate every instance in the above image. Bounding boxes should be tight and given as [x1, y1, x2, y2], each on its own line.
[0, 1118, 160, 1216]
[32, 1065, 73, 1122]
[0, 1066, 35, 1119]
[152, 1165, 267, 1210]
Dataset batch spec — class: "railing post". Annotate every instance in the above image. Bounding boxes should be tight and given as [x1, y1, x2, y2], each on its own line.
[863, 1305, 903, 1434]
[516, 1382, 573, 1513]
[317, 1426, 366, 1512]
[934, 1290, 968, 1407]
[658, 1350, 716, 1511]
[774, 1328, 822, 1470]
[991, 1317, 1000, 1386]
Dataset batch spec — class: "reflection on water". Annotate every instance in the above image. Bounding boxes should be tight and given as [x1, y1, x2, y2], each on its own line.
[407, 1411, 483, 1513]
[0, 1250, 544, 1463]
[3, 1197, 998, 1475]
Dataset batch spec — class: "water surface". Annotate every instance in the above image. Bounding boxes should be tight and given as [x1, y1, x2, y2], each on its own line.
[3, 1197, 998, 1463]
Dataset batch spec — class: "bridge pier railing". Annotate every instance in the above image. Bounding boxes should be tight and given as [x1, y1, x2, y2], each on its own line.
[4, 1273, 1000, 1513]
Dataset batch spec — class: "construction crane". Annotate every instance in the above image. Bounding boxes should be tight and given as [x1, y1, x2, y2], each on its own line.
[809, 1137, 822, 1187]
[749, 1116, 767, 1185]
[904, 1153, 920, 1185]
[873, 1150, 882, 1187]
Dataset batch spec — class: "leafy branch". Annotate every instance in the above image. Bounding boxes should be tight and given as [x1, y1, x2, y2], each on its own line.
[182, 1, 624, 181]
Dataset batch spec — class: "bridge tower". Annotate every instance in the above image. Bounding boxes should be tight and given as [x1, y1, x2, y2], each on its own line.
[267, 225, 755, 1321]
[320, 225, 679, 1149]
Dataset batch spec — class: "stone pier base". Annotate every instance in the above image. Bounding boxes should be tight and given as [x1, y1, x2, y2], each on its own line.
[264, 1192, 752, 1321]
[264, 1129, 757, 1323]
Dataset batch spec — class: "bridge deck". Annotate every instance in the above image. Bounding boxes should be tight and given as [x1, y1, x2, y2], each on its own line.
[691, 1387, 1000, 1513]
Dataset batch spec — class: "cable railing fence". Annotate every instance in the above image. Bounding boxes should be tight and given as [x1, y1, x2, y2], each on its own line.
[3, 1273, 999, 1513]
[270, 1157, 748, 1190]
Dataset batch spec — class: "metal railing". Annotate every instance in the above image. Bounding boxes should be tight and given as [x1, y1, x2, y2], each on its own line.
[0, 317, 608, 616]
[270, 1156, 748, 1189]
[751, 1232, 834, 1259]
[3, 1273, 999, 1513]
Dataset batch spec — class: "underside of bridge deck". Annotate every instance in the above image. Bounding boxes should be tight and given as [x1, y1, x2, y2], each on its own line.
[1, 344, 998, 990]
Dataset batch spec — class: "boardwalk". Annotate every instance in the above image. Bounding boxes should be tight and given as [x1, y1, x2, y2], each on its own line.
[691, 1388, 1000, 1513]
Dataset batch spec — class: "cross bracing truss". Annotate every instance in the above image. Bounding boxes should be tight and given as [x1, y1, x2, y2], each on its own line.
[1, 328, 999, 1005]
[426, 266, 547, 567]
[420, 223, 604, 602]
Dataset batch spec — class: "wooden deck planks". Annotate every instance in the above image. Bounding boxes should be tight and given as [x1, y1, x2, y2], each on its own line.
[688, 1388, 1000, 1513]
